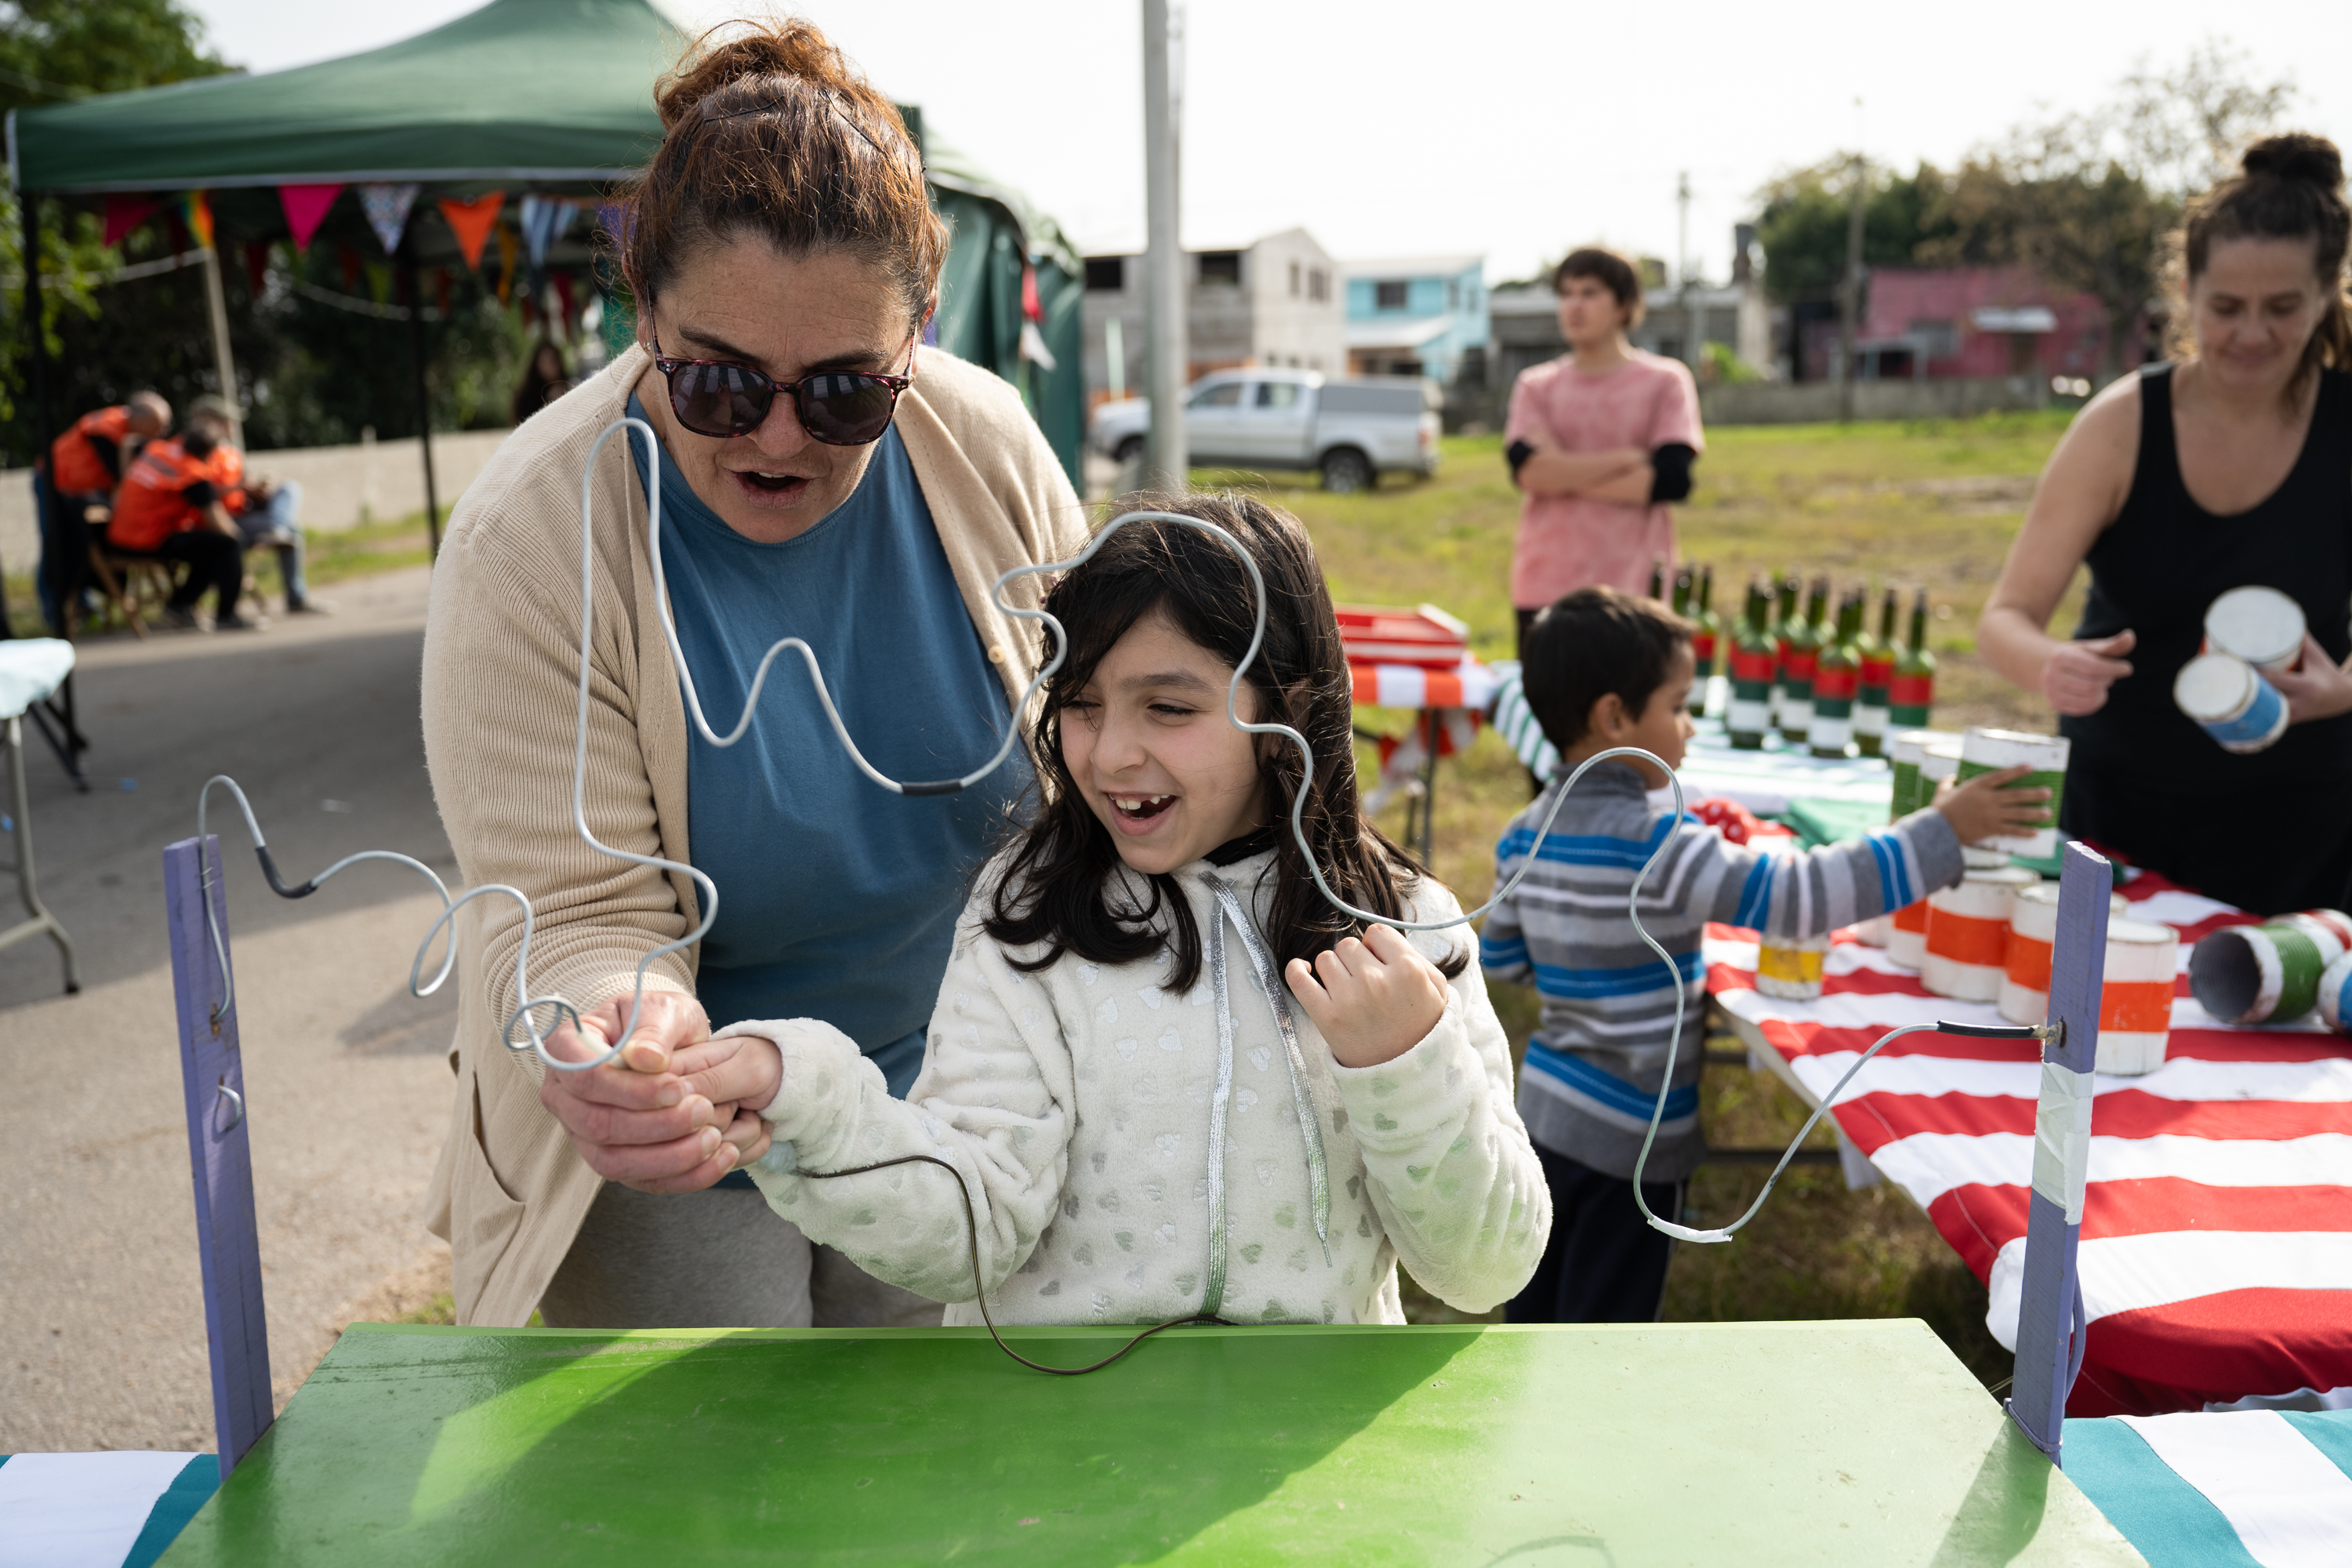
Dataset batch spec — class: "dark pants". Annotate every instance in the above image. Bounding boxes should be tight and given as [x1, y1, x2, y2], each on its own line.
[119, 531, 245, 613]
[1504, 1144, 1684, 1324]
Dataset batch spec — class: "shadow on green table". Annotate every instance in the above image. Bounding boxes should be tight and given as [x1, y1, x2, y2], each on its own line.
[161, 1319, 2141, 1566]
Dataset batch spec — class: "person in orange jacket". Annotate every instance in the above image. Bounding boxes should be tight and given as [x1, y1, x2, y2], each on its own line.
[107, 410, 257, 632]
[35, 391, 170, 626]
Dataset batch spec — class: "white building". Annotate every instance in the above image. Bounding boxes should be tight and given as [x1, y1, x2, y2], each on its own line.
[1081, 227, 1346, 405]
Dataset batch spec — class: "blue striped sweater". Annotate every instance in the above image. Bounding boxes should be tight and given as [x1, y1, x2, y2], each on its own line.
[1480, 762, 1962, 1181]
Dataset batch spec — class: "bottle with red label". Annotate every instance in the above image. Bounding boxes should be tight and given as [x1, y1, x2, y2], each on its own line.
[1777, 575, 1823, 745]
[1809, 590, 1863, 757]
[1686, 563, 1719, 717]
[1727, 578, 1775, 749]
[1891, 587, 1936, 728]
[1855, 586, 1896, 756]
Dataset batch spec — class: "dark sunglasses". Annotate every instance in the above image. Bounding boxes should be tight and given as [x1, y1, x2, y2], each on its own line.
[650, 334, 915, 444]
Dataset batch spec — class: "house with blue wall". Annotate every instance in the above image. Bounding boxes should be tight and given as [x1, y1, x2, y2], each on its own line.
[1342, 254, 1487, 384]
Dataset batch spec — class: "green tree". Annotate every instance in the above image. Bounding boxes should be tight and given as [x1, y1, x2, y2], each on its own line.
[1753, 160, 1954, 307]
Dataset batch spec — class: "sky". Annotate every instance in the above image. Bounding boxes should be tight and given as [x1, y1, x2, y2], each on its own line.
[186, 0, 2352, 285]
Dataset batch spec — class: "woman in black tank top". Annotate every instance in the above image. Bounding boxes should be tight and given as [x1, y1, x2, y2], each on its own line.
[1979, 134, 2352, 915]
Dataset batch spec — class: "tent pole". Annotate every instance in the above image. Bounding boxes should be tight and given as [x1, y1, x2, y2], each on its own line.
[400, 249, 441, 559]
[199, 245, 241, 445]
[19, 176, 56, 637]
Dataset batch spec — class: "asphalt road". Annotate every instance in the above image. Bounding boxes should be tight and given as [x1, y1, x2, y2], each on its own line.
[0, 568, 465, 1453]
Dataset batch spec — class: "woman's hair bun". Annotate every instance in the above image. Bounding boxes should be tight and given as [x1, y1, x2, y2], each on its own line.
[655, 19, 862, 131]
[2241, 133, 2344, 192]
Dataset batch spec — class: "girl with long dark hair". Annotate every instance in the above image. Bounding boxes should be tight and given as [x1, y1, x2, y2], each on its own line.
[710, 493, 1549, 1326]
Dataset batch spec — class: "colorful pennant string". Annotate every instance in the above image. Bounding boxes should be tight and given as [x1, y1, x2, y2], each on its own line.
[276, 183, 344, 253]
[437, 192, 505, 270]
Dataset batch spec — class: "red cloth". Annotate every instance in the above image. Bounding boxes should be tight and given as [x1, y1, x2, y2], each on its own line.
[1704, 871, 2352, 1417]
[48, 405, 132, 495]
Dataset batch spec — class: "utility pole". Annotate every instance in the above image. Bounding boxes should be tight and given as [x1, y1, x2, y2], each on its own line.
[1678, 170, 1702, 373]
[1142, 0, 1187, 490]
[1837, 148, 1866, 422]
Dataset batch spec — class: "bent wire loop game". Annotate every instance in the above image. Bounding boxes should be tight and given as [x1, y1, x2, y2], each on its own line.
[187, 416, 2035, 1369]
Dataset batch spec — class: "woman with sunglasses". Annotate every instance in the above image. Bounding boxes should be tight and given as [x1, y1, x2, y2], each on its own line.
[419, 19, 1087, 1332]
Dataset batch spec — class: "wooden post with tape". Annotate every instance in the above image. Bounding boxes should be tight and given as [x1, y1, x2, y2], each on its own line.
[2005, 840, 2111, 1466]
[165, 833, 275, 1479]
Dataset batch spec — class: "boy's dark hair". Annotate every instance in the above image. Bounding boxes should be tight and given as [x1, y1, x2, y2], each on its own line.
[984, 491, 1463, 991]
[1521, 586, 1692, 750]
[1552, 246, 1646, 328]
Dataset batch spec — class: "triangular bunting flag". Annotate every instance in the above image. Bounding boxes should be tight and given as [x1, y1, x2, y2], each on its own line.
[518, 194, 575, 268]
[360, 182, 420, 256]
[181, 191, 216, 252]
[437, 192, 505, 270]
[103, 194, 159, 249]
[277, 183, 343, 253]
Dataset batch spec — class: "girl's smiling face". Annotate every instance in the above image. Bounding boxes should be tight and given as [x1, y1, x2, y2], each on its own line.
[1059, 609, 1269, 875]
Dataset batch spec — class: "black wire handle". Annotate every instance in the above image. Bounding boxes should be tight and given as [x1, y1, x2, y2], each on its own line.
[800, 1153, 1232, 1375]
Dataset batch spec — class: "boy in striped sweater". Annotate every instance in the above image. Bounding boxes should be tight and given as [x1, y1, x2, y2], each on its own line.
[1479, 587, 2046, 1322]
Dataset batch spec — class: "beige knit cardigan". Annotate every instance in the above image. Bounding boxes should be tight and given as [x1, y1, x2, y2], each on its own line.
[419, 343, 1090, 1326]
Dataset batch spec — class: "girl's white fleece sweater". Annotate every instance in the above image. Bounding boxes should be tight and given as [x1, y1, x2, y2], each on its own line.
[728, 844, 1550, 1327]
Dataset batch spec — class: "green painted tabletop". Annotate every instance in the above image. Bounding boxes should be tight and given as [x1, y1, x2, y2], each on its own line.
[161, 1318, 2143, 1566]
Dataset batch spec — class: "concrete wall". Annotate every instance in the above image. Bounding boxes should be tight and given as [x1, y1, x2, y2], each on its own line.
[1697, 376, 2049, 425]
[2, 427, 514, 573]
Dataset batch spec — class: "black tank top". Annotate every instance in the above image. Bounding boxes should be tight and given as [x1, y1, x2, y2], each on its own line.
[2062, 362, 2352, 789]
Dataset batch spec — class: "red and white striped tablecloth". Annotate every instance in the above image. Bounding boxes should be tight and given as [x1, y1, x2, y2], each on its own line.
[1703, 872, 2352, 1418]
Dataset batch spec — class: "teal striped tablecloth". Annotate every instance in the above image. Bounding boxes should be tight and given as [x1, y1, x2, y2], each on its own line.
[2064, 1407, 2352, 1566]
[0, 1452, 216, 1566]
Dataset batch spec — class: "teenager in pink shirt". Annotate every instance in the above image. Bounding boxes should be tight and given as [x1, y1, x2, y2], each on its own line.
[1504, 248, 1704, 649]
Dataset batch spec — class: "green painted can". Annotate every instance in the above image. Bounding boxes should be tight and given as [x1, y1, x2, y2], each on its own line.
[2187, 909, 2352, 1023]
[1886, 728, 1959, 822]
[1955, 728, 2069, 858]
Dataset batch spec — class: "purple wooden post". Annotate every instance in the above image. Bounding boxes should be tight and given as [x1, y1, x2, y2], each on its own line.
[2005, 840, 2110, 1467]
[165, 834, 274, 1479]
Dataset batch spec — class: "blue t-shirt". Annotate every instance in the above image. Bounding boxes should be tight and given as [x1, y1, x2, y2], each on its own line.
[628, 401, 1027, 1096]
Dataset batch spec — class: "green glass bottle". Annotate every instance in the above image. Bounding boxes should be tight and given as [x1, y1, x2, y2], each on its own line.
[1726, 578, 1774, 750]
[1777, 575, 1823, 745]
[1854, 586, 1896, 757]
[1890, 588, 1936, 728]
[1687, 564, 1719, 718]
[1647, 558, 1665, 601]
[1767, 572, 1797, 734]
[1809, 591, 1863, 758]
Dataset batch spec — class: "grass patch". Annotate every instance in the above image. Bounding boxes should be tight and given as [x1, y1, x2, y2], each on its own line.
[1212, 413, 2070, 1382]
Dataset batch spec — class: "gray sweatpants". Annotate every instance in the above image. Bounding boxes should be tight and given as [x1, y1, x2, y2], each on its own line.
[536, 1181, 944, 1330]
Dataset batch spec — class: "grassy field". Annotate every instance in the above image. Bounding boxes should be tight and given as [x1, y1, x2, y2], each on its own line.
[1201, 413, 2079, 1382]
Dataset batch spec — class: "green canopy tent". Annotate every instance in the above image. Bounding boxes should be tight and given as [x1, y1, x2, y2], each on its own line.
[8, 0, 1083, 595]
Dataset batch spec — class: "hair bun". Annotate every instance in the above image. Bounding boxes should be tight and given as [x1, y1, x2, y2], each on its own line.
[656, 19, 864, 130]
[2241, 133, 2344, 191]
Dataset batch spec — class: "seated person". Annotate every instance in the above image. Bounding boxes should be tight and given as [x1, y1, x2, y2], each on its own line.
[107, 414, 253, 632]
[182, 396, 324, 618]
[37, 391, 169, 625]
[1479, 586, 2046, 1323]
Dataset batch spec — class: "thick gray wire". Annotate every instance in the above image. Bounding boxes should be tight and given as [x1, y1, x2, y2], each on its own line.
[189, 418, 1905, 1236]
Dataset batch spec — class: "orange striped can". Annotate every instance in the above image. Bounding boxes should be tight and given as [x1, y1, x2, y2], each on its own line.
[1921, 866, 2035, 1002]
[1997, 883, 2131, 1026]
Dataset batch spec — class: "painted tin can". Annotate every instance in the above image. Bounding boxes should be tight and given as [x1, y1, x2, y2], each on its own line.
[1997, 882, 2132, 1026]
[2203, 586, 2306, 673]
[1852, 913, 1893, 948]
[1887, 898, 1929, 969]
[1886, 728, 1960, 822]
[2096, 917, 2182, 1076]
[2318, 948, 2352, 1033]
[1756, 933, 1829, 1000]
[1920, 865, 2037, 1002]
[1955, 728, 2069, 858]
[2187, 909, 2352, 1023]
[2174, 652, 2288, 755]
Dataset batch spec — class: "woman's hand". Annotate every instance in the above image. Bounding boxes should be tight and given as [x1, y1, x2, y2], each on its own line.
[535, 991, 769, 1193]
[2041, 630, 2136, 716]
[1286, 925, 1450, 1069]
[2265, 633, 2352, 725]
[1933, 764, 2052, 846]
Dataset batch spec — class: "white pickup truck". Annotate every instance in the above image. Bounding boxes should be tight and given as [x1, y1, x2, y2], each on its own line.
[1087, 369, 1439, 492]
